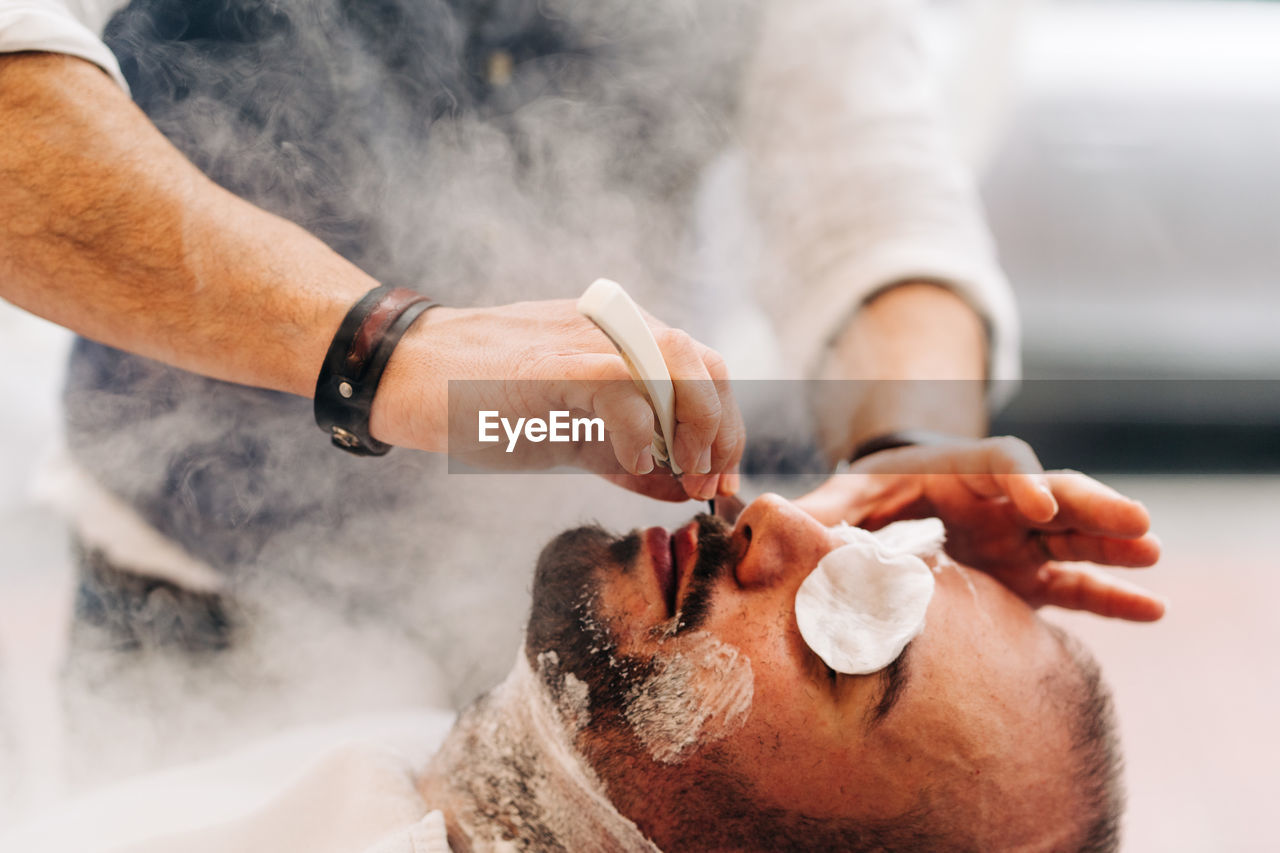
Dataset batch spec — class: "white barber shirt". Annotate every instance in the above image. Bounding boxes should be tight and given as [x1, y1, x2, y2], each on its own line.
[0, 1, 127, 87]
[0, 0, 1019, 386]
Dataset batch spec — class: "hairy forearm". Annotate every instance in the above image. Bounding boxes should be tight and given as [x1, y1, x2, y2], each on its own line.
[0, 52, 377, 397]
[814, 281, 988, 461]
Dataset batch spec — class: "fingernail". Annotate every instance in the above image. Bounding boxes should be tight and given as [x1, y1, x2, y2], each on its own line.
[1037, 484, 1059, 516]
[724, 471, 741, 494]
[695, 447, 712, 475]
[636, 448, 654, 474]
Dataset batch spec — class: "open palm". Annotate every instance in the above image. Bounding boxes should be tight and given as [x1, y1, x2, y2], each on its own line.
[795, 438, 1164, 622]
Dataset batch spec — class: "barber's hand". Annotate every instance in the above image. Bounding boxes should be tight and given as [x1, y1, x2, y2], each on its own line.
[371, 299, 744, 501]
[794, 438, 1165, 622]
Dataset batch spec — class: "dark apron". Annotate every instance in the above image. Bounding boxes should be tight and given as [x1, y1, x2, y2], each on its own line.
[65, 0, 746, 655]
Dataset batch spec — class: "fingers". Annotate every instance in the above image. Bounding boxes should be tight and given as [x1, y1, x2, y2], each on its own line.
[578, 307, 742, 499]
[1037, 531, 1161, 568]
[703, 347, 745, 497]
[656, 329, 721, 474]
[855, 438, 1053, 520]
[469, 300, 742, 495]
[938, 438, 1148, 538]
[554, 346, 741, 500]
[591, 380, 660, 475]
[558, 354, 658, 476]
[654, 329, 743, 500]
[859, 438, 1154, 549]
[1035, 563, 1167, 622]
[954, 437, 1056, 523]
[1038, 471, 1151, 538]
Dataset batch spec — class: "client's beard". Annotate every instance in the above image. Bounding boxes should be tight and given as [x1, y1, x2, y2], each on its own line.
[522, 517, 759, 840]
[524, 514, 737, 723]
[424, 517, 739, 851]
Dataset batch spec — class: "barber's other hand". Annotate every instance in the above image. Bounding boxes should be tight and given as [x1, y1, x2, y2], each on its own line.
[369, 299, 744, 501]
[794, 437, 1165, 622]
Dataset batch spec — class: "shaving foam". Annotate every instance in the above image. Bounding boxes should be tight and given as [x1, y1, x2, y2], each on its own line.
[625, 631, 754, 764]
[794, 519, 944, 675]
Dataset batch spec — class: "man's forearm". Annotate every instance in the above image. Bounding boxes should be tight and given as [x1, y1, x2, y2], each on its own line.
[814, 281, 988, 462]
[0, 52, 376, 398]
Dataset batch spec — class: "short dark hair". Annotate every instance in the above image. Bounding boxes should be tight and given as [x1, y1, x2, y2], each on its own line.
[1049, 623, 1126, 853]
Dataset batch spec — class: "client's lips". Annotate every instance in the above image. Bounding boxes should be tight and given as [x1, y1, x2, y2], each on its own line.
[644, 527, 677, 616]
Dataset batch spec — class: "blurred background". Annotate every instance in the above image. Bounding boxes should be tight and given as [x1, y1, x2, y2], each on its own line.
[2, 0, 1277, 849]
[975, 0, 1280, 473]
[978, 3, 1280, 847]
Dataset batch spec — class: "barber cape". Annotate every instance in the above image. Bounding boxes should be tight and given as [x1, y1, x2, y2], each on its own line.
[1, 711, 456, 853]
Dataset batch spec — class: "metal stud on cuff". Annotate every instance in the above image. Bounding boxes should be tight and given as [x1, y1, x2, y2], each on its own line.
[313, 286, 439, 456]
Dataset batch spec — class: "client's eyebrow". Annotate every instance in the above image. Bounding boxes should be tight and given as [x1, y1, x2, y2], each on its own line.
[867, 642, 915, 728]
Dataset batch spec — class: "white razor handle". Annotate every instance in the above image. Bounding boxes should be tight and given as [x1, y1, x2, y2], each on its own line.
[577, 278, 682, 476]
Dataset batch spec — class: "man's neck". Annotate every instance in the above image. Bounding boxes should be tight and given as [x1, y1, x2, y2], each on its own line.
[417, 651, 661, 852]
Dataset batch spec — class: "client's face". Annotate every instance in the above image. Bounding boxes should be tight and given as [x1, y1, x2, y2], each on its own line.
[525, 494, 1117, 851]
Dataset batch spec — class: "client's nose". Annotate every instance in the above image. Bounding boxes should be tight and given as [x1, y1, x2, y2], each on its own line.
[732, 493, 839, 589]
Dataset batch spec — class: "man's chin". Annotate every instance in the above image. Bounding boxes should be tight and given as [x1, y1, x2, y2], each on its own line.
[525, 524, 632, 661]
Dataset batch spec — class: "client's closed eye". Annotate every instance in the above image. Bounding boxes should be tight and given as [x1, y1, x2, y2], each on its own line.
[804, 645, 841, 687]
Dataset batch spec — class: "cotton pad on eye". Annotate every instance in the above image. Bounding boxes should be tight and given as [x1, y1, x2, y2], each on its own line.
[795, 520, 942, 676]
[859, 518, 946, 560]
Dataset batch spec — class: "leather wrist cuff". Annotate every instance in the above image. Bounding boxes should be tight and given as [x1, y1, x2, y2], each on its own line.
[848, 429, 961, 464]
[314, 286, 439, 456]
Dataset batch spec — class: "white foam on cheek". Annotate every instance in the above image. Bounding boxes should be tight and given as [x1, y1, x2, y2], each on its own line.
[795, 520, 942, 675]
[625, 631, 754, 764]
[538, 650, 592, 733]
